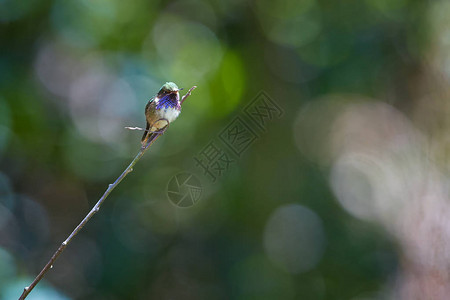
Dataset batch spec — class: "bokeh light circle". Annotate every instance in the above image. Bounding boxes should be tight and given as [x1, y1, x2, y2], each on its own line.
[263, 204, 326, 274]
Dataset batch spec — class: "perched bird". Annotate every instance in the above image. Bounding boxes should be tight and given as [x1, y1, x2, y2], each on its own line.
[141, 82, 183, 145]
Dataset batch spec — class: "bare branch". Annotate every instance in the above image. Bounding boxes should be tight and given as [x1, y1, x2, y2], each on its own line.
[125, 126, 146, 131]
[19, 123, 167, 300]
[181, 85, 197, 105]
[19, 85, 197, 299]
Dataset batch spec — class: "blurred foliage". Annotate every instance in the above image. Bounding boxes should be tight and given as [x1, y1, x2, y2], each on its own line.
[1, 0, 449, 299]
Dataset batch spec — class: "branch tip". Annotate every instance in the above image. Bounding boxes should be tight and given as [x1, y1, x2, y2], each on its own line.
[181, 85, 197, 105]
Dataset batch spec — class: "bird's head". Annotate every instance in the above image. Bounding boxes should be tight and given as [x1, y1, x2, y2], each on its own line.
[158, 82, 183, 96]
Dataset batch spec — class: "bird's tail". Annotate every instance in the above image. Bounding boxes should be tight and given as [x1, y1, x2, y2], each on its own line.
[141, 124, 169, 146]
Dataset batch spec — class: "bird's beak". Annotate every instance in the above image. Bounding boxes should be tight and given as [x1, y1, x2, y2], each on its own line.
[178, 88, 184, 91]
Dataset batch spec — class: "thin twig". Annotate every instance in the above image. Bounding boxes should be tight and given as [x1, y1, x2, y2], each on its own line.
[19, 86, 196, 299]
[181, 86, 197, 105]
[18, 130, 162, 300]
[125, 126, 146, 131]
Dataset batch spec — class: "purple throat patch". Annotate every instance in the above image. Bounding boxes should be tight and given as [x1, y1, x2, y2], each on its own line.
[156, 94, 180, 110]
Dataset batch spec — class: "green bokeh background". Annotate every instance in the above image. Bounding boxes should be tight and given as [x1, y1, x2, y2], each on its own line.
[1, 0, 449, 299]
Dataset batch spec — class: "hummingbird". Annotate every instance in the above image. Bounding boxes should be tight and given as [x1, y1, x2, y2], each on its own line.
[141, 82, 183, 145]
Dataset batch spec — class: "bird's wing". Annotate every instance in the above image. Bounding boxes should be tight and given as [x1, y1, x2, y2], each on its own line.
[141, 121, 150, 143]
[145, 97, 154, 112]
[141, 97, 155, 143]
